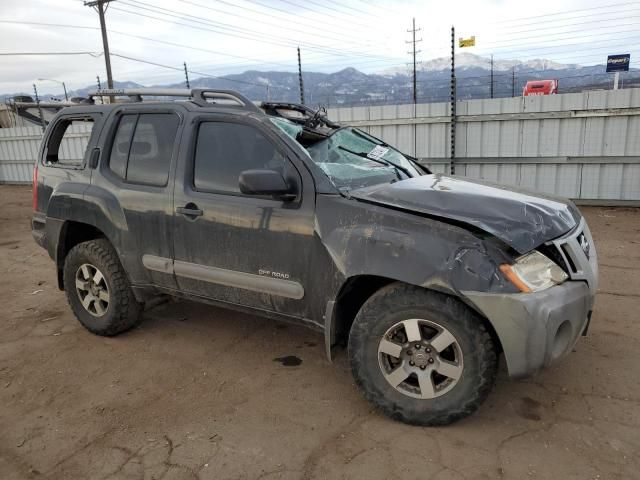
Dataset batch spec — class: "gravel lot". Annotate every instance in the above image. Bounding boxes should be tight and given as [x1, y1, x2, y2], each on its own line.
[1, 184, 639, 480]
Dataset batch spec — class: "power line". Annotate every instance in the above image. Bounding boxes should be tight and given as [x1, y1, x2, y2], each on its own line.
[0, 17, 413, 75]
[246, 0, 380, 33]
[191, 0, 387, 45]
[488, 15, 640, 39]
[0, 19, 297, 70]
[110, 52, 284, 89]
[111, 3, 399, 62]
[479, 19, 640, 45]
[319, 0, 390, 21]
[350, 0, 398, 15]
[472, 43, 640, 66]
[174, 0, 382, 48]
[475, 31, 640, 55]
[123, 0, 394, 57]
[12, 12, 595, 75]
[0, 51, 102, 56]
[491, 1, 640, 24]
[496, 6, 640, 29]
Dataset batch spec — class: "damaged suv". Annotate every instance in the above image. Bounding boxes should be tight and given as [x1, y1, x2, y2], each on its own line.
[32, 89, 598, 425]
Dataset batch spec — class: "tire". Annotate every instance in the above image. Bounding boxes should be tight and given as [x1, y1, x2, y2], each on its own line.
[348, 283, 498, 426]
[63, 238, 142, 336]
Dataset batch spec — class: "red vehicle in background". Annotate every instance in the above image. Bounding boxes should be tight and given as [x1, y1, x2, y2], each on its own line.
[523, 79, 559, 96]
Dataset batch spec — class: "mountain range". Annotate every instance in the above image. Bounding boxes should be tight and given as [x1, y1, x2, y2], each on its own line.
[6, 53, 639, 107]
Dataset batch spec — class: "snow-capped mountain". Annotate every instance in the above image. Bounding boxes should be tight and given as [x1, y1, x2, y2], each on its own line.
[4, 54, 637, 107]
[381, 53, 581, 75]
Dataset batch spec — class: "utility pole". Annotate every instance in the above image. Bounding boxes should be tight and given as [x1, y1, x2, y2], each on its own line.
[297, 47, 305, 104]
[450, 26, 456, 174]
[85, 0, 114, 89]
[511, 67, 515, 97]
[183, 62, 190, 89]
[96, 75, 103, 104]
[406, 18, 422, 105]
[33, 84, 46, 132]
[490, 54, 494, 99]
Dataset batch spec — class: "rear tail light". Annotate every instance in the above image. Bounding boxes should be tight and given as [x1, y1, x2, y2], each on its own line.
[32, 162, 38, 211]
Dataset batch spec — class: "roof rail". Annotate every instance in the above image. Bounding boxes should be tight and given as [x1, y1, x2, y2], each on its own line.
[87, 88, 261, 112]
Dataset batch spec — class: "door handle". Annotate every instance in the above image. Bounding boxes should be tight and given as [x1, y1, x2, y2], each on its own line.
[176, 203, 203, 218]
[88, 147, 100, 168]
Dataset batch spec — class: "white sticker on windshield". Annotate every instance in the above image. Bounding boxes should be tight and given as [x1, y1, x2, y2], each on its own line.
[367, 145, 389, 160]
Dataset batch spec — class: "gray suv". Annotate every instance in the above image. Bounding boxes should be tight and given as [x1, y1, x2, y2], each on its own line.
[32, 89, 598, 425]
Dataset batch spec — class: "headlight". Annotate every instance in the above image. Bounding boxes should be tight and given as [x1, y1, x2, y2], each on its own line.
[500, 251, 568, 293]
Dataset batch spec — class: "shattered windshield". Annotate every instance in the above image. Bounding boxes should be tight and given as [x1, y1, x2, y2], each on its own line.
[270, 117, 421, 190]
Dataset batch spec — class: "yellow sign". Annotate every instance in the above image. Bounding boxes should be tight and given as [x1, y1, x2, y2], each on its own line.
[459, 36, 475, 48]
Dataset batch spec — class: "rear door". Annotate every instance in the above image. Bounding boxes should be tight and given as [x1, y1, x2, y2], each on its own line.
[33, 112, 102, 254]
[91, 106, 184, 289]
[35, 113, 101, 214]
[172, 114, 316, 318]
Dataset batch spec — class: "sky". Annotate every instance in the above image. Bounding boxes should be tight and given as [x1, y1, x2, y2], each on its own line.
[1, 0, 639, 95]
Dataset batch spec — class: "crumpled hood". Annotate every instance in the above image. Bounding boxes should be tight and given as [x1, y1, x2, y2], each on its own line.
[349, 174, 580, 254]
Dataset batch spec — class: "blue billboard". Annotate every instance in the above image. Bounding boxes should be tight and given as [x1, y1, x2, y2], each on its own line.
[606, 54, 631, 73]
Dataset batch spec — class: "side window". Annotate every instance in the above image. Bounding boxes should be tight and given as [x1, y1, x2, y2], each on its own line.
[109, 115, 136, 179]
[194, 122, 285, 194]
[108, 113, 179, 186]
[45, 117, 95, 167]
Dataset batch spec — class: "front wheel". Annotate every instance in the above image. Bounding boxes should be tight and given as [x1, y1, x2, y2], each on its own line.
[348, 283, 498, 426]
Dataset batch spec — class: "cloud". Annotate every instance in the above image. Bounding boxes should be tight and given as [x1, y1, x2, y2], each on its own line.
[0, 0, 638, 95]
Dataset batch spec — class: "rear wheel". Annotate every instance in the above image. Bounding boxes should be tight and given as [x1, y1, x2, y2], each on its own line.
[348, 283, 498, 426]
[63, 239, 142, 336]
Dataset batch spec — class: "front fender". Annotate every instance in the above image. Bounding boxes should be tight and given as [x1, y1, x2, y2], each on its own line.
[314, 195, 518, 360]
[316, 195, 516, 296]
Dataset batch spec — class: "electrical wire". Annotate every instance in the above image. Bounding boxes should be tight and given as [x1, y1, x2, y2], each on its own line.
[489, 1, 640, 24]
[0, 51, 102, 56]
[110, 3, 399, 62]
[122, 0, 396, 58]
[110, 52, 286, 89]
[175, 0, 382, 48]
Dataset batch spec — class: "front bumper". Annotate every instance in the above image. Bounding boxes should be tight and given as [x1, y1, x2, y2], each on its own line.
[463, 281, 594, 378]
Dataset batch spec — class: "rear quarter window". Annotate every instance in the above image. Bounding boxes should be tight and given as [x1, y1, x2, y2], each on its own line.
[44, 117, 95, 168]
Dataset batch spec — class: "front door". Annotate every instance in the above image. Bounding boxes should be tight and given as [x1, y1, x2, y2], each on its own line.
[172, 115, 316, 319]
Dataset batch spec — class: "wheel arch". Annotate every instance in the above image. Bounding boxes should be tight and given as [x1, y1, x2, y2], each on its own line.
[325, 276, 503, 361]
[55, 220, 108, 290]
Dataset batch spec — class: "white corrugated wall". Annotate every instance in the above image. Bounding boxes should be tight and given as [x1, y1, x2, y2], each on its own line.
[328, 88, 640, 202]
[1, 90, 639, 202]
[0, 123, 92, 183]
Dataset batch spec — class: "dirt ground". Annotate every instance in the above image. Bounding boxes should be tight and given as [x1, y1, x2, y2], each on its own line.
[0, 184, 639, 480]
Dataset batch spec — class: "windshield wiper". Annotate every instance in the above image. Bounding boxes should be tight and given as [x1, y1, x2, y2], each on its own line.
[337, 146, 404, 180]
[350, 129, 417, 178]
[337, 145, 413, 180]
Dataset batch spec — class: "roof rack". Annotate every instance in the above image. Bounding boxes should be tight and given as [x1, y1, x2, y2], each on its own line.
[87, 88, 261, 112]
[261, 102, 340, 129]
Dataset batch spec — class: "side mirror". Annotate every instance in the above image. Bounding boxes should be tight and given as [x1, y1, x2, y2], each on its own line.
[238, 169, 295, 200]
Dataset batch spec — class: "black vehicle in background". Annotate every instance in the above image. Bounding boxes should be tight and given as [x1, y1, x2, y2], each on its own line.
[32, 89, 597, 425]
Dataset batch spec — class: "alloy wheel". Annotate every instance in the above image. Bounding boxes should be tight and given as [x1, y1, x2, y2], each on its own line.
[75, 263, 110, 317]
[377, 318, 464, 399]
